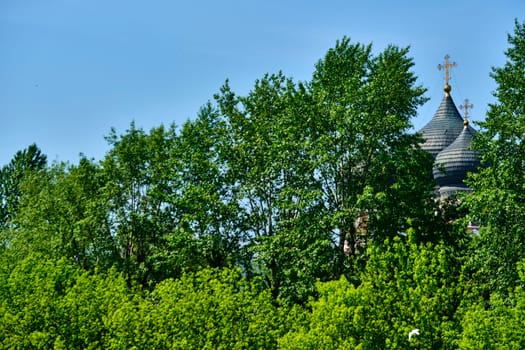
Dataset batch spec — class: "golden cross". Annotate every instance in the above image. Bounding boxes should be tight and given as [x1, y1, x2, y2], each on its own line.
[459, 98, 474, 122]
[437, 54, 457, 86]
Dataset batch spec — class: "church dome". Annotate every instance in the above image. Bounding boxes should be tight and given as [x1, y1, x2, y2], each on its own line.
[418, 90, 467, 158]
[432, 121, 480, 196]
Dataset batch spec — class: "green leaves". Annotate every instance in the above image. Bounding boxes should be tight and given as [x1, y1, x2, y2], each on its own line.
[215, 72, 330, 302]
[309, 36, 434, 262]
[280, 238, 463, 349]
[5, 23, 525, 348]
[459, 279, 525, 349]
[0, 256, 287, 349]
[0, 144, 47, 231]
[462, 19, 525, 296]
[0, 255, 131, 349]
[102, 123, 179, 274]
[135, 269, 284, 350]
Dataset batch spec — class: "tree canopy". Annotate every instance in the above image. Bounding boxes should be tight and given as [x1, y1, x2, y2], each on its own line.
[1, 20, 525, 349]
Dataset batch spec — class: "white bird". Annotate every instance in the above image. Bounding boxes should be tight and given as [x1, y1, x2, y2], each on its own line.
[408, 328, 420, 341]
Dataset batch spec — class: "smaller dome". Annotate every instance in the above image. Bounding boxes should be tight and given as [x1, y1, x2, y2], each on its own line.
[432, 123, 479, 196]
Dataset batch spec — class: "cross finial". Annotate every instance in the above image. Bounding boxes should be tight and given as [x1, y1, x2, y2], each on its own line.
[459, 98, 473, 127]
[437, 54, 457, 95]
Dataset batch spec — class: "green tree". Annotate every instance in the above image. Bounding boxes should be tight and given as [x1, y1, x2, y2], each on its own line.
[213, 38, 435, 302]
[145, 105, 247, 284]
[0, 144, 47, 231]
[102, 117, 245, 286]
[171, 103, 245, 270]
[463, 19, 525, 296]
[10, 158, 119, 270]
[306, 38, 433, 277]
[215, 73, 332, 303]
[101, 122, 181, 285]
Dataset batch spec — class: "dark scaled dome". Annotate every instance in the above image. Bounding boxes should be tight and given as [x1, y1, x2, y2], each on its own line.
[432, 121, 480, 196]
[419, 91, 469, 158]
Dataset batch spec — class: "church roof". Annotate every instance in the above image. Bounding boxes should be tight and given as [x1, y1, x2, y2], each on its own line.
[418, 91, 471, 158]
[432, 121, 480, 196]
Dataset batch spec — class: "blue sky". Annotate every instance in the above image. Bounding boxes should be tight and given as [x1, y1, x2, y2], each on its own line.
[1, 0, 523, 165]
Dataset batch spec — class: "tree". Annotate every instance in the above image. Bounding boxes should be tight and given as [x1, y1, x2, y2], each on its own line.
[170, 103, 245, 270]
[145, 104, 248, 284]
[215, 73, 332, 303]
[101, 122, 181, 285]
[212, 39, 435, 302]
[101, 117, 246, 286]
[10, 158, 119, 270]
[306, 38, 433, 274]
[0, 144, 47, 230]
[462, 19, 525, 296]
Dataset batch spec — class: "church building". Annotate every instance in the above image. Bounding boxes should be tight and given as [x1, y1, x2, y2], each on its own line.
[418, 55, 480, 198]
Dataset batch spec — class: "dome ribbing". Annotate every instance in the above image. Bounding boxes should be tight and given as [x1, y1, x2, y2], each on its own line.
[419, 93, 469, 158]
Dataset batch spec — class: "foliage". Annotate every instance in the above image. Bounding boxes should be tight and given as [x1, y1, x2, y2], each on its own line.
[307, 38, 435, 282]
[214, 38, 435, 302]
[9, 158, 117, 270]
[0, 257, 288, 349]
[170, 103, 245, 272]
[108, 268, 291, 349]
[459, 259, 525, 349]
[1, 20, 525, 349]
[279, 236, 464, 349]
[100, 116, 244, 285]
[215, 73, 333, 303]
[462, 19, 525, 296]
[0, 144, 47, 231]
[101, 122, 181, 284]
[0, 255, 132, 349]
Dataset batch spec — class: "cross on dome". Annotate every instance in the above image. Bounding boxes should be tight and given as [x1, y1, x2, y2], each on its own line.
[438, 54, 457, 96]
[459, 98, 474, 126]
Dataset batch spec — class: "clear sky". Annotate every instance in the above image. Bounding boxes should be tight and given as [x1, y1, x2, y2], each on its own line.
[1, 0, 523, 165]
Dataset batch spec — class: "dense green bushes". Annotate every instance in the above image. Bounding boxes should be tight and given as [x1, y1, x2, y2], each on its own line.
[0, 258, 290, 349]
[2, 242, 524, 349]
